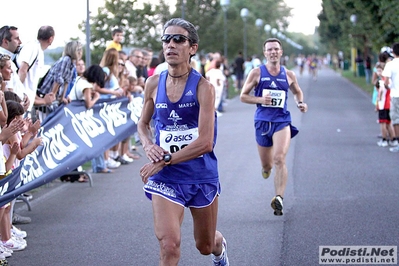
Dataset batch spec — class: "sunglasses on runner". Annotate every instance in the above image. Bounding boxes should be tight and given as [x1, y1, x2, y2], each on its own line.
[161, 34, 191, 44]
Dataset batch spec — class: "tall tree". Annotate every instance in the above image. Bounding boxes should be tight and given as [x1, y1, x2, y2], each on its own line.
[79, 0, 306, 64]
[79, 0, 168, 64]
[172, 0, 292, 60]
[318, 0, 399, 61]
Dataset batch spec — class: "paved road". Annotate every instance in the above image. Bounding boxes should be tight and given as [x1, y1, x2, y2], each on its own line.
[9, 67, 399, 266]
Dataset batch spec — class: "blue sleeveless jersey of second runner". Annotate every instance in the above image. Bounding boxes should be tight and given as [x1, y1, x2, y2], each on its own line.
[150, 69, 218, 184]
[254, 65, 292, 122]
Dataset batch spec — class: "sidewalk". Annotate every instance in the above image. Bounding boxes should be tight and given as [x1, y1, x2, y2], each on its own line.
[10, 65, 399, 266]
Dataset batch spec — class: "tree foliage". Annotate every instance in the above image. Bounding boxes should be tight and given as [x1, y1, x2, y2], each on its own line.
[318, 0, 399, 60]
[79, 0, 314, 64]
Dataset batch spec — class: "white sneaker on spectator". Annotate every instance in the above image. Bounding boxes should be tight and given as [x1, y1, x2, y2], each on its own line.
[2, 238, 26, 251]
[11, 225, 27, 239]
[377, 140, 388, 147]
[108, 150, 118, 160]
[122, 154, 134, 163]
[389, 139, 398, 146]
[389, 146, 399, 153]
[0, 246, 11, 258]
[11, 236, 26, 247]
[106, 158, 121, 169]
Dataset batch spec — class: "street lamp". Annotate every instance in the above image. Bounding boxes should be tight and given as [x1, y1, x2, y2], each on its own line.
[220, 0, 230, 59]
[264, 24, 271, 37]
[181, 0, 186, 19]
[350, 14, 357, 76]
[85, 0, 91, 66]
[240, 8, 249, 59]
[255, 18, 263, 51]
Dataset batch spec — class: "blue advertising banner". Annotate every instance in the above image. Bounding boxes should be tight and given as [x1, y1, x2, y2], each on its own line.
[0, 96, 143, 207]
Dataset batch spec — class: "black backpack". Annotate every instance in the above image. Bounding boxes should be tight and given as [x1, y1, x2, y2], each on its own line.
[37, 68, 50, 90]
[13, 46, 38, 74]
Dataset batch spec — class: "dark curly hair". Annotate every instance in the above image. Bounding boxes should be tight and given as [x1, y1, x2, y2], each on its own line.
[6, 100, 24, 125]
[83, 64, 105, 88]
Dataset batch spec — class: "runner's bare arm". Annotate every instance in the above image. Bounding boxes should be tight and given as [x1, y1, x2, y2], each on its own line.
[240, 68, 271, 105]
[137, 74, 165, 163]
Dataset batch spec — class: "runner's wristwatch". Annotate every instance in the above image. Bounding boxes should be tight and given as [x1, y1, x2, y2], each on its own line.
[163, 154, 172, 165]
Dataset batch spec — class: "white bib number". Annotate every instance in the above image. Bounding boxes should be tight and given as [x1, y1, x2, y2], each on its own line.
[262, 89, 286, 108]
[159, 128, 199, 153]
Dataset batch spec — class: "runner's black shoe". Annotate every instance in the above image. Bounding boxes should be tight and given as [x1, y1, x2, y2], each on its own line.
[271, 195, 283, 216]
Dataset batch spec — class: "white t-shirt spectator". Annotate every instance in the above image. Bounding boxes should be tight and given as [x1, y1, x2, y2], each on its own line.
[205, 68, 226, 109]
[382, 57, 399, 98]
[16, 40, 44, 109]
[68, 77, 92, 101]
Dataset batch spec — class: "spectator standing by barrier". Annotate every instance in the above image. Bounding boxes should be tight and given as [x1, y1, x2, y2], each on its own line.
[240, 38, 308, 216]
[154, 50, 168, 75]
[35, 41, 83, 121]
[95, 48, 124, 170]
[206, 59, 225, 117]
[0, 55, 33, 225]
[244, 56, 253, 82]
[125, 48, 143, 80]
[382, 42, 399, 152]
[2, 97, 42, 253]
[374, 63, 397, 147]
[147, 57, 159, 77]
[365, 55, 372, 84]
[0, 25, 30, 112]
[15, 26, 55, 112]
[233, 51, 245, 91]
[68, 65, 102, 109]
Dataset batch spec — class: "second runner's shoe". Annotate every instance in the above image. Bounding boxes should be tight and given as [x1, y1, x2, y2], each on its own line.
[271, 195, 284, 216]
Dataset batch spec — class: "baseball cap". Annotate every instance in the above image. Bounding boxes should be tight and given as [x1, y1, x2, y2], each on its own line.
[381, 46, 393, 57]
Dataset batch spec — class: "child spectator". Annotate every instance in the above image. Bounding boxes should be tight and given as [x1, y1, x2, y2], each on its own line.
[105, 28, 123, 52]
[0, 98, 41, 255]
[375, 63, 397, 147]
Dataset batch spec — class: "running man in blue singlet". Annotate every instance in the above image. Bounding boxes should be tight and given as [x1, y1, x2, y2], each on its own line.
[240, 38, 308, 216]
[137, 18, 229, 266]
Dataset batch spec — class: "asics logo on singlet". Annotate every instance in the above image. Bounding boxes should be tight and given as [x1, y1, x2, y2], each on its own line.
[270, 91, 282, 97]
[270, 81, 278, 88]
[165, 133, 193, 143]
[261, 77, 271, 81]
[156, 103, 167, 108]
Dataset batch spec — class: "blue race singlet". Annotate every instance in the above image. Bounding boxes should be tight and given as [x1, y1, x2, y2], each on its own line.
[254, 65, 292, 123]
[150, 69, 218, 184]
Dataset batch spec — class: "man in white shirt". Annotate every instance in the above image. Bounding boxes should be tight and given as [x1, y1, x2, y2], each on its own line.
[382, 42, 399, 152]
[16, 26, 55, 110]
[205, 60, 226, 117]
[0, 25, 30, 110]
[125, 48, 143, 79]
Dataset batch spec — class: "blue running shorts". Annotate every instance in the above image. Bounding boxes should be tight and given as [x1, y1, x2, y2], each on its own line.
[143, 180, 221, 208]
[255, 121, 299, 147]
